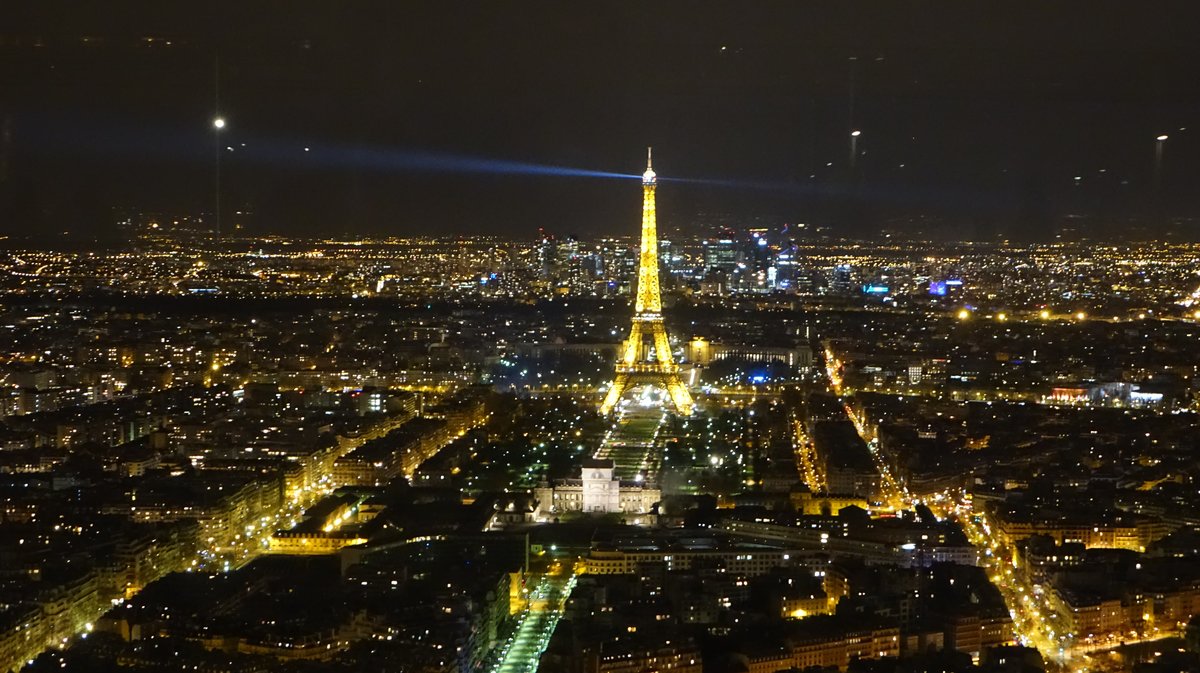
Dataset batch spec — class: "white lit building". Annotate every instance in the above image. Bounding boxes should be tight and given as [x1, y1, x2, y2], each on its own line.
[534, 459, 659, 520]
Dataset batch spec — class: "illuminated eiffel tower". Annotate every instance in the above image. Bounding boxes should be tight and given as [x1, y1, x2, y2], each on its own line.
[599, 148, 694, 416]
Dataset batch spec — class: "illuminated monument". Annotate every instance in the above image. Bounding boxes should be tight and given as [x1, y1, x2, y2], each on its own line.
[599, 149, 694, 416]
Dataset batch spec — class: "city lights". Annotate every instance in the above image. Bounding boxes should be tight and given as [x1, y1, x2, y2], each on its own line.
[5, 6, 1200, 673]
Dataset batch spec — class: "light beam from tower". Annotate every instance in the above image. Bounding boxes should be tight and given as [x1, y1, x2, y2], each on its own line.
[600, 148, 694, 416]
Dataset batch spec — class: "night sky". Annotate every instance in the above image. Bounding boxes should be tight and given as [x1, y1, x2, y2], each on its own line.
[2, 1, 1200, 240]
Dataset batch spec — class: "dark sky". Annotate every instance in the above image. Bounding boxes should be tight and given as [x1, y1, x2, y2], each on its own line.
[2, 1, 1200, 241]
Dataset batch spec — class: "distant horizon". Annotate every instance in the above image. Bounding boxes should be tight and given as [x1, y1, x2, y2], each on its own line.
[6, 214, 1200, 248]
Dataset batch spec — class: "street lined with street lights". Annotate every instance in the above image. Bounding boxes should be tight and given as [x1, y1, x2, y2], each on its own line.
[491, 566, 577, 673]
[821, 347, 1085, 670]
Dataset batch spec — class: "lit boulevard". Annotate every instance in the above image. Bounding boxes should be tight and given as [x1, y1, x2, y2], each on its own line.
[192, 412, 416, 572]
[491, 562, 578, 673]
[825, 339, 1077, 670]
[955, 507, 1078, 669]
[791, 413, 827, 493]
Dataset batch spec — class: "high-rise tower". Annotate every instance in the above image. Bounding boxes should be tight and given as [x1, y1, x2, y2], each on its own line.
[600, 148, 694, 416]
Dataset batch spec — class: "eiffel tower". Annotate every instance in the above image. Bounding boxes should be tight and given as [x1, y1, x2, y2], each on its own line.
[599, 148, 694, 416]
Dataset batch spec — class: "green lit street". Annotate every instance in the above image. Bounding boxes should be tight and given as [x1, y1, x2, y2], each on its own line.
[491, 569, 577, 673]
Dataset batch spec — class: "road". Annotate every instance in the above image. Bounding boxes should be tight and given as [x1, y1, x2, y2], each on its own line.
[194, 411, 418, 572]
[491, 567, 577, 673]
[790, 414, 826, 493]
[820, 352, 908, 512]
[954, 506, 1076, 668]
[820, 349, 1082, 670]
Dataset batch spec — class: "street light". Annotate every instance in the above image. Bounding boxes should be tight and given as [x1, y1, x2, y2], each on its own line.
[212, 117, 226, 236]
[1152, 133, 1169, 222]
[850, 130, 862, 172]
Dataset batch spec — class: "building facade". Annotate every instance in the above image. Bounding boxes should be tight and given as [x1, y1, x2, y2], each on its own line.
[534, 459, 659, 520]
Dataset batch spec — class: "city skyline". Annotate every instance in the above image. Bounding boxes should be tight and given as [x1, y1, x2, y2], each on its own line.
[5, 6, 1200, 673]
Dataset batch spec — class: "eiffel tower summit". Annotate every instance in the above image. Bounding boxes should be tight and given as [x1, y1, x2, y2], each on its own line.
[599, 148, 695, 416]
